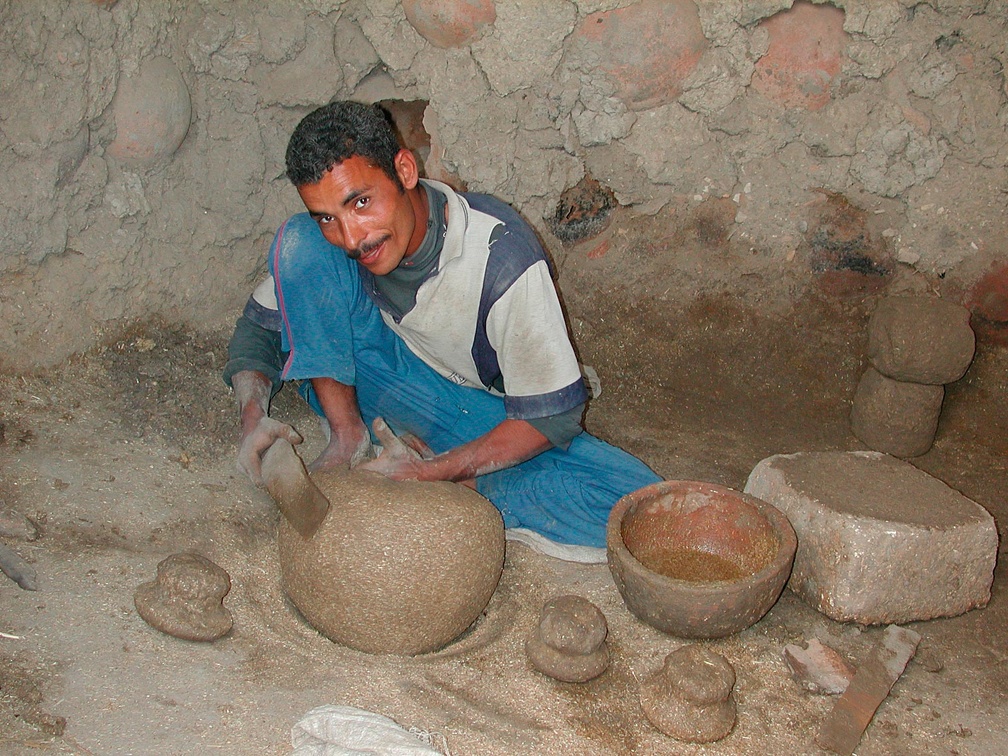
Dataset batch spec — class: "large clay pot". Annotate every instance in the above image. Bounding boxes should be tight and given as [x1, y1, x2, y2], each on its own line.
[265, 441, 505, 655]
[607, 480, 796, 639]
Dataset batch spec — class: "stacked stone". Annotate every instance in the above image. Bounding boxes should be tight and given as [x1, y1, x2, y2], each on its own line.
[851, 296, 975, 457]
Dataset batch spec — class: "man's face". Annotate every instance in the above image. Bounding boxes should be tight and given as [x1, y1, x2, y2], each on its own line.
[298, 150, 425, 276]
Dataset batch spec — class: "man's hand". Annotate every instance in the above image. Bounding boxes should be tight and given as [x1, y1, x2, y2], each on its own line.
[308, 427, 374, 473]
[238, 415, 303, 486]
[232, 370, 303, 487]
[355, 417, 433, 480]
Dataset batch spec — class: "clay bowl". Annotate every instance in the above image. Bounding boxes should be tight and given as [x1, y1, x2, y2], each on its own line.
[607, 480, 796, 639]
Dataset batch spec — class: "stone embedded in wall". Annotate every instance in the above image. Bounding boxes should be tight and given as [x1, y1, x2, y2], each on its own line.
[402, 0, 495, 49]
[471, 2, 576, 97]
[257, 21, 345, 107]
[867, 296, 975, 384]
[333, 16, 381, 91]
[967, 262, 1008, 345]
[107, 57, 192, 165]
[752, 1, 848, 111]
[850, 366, 945, 458]
[569, 0, 708, 112]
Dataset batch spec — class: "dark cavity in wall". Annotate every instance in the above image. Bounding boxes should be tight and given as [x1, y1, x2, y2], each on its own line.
[803, 189, 893, 297]
[548, 176, 617, 245]
[379, 99, 431, 176]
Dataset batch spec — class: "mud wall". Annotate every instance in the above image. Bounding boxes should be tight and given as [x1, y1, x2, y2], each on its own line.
[1, 0, 1006, 370]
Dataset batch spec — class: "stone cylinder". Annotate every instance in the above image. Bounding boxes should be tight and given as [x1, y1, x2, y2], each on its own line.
[867, 296, 975, 384]
[851, 367, 944, 458]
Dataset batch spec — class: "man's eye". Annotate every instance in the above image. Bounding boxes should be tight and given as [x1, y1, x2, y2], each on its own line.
[355, 197, 369, 210]
[319, 215, 333, 224]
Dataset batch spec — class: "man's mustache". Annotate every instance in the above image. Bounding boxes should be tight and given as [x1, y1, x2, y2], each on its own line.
[347, 234, 389, 260]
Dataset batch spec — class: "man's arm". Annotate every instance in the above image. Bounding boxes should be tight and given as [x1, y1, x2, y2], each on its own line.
[308, 377, 374, 471]
[225, 286, 304, 486]
[359, 416, 551, 483]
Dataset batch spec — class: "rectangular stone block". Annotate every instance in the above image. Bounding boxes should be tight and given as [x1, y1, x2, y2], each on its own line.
[744, 451, 998, 624]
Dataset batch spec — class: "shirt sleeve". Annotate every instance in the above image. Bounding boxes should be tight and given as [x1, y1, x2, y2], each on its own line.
[485, 259, 589, 419]
[525, 402, 585, 450]
[222, 280, 287, 394]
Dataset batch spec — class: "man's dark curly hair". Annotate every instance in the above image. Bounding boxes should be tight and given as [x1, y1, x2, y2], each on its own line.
[285, 100, 402, 188]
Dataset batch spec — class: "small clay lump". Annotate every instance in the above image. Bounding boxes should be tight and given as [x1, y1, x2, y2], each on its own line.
[526, 594, 609, 682]
[639, 644, 737, 743]
[134, 552, 233, 642]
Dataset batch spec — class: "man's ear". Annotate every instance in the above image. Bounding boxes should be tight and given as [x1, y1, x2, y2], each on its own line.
[394, 149, 420, 190]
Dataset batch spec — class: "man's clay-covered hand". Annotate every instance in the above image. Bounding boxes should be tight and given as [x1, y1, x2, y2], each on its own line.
[232, 370, 303, 487]
[238, 416, 304, 486]
[308, 429, 374, 474]
[355, 417, 432, 480]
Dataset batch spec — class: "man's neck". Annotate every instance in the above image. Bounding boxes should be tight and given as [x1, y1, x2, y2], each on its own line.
[403, 183, 429, 260]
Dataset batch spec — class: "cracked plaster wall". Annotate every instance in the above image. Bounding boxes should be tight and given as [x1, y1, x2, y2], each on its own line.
[1, 0, 1006, 370]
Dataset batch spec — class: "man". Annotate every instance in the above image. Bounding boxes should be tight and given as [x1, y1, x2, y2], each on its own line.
[225, 101, 660, 559]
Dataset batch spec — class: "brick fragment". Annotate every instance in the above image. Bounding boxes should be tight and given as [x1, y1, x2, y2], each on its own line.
[816, 625, 920, 755]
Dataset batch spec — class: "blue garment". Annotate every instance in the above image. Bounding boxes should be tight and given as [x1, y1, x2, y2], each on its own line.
[270, 213, 661, 548]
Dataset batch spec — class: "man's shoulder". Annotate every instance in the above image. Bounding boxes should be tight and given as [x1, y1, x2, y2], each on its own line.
[458, 191, 546, 267]
[460, 191, 528, 233]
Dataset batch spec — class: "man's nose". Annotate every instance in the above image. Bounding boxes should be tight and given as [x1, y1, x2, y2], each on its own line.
[340, 217, 367, 253]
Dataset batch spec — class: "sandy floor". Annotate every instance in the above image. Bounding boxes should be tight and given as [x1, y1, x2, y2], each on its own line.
[1, 222, 1005, 754]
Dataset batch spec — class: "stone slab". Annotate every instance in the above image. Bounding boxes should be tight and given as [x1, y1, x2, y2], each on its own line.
[744, 451, 998, 624]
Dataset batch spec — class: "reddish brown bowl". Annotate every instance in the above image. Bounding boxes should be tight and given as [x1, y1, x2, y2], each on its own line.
[607, 480, 796, 639]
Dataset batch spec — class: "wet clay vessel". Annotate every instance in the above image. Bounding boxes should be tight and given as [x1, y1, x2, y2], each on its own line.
[607, 480, 796, 638]
[263, 440, 505, 656]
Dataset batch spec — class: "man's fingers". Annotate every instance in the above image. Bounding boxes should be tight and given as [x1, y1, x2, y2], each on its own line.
[371, 417, 408, 452]
[237, 418, 301, 487]
[278, 425, 304, 445]
[400, 432, 435, 460]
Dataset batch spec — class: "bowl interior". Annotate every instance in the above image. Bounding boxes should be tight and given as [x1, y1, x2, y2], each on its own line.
[620, 484, 781, 582]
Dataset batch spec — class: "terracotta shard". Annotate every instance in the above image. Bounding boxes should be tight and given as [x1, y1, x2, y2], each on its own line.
[783, 638, 856, 695]
[816, 624, 921, 755]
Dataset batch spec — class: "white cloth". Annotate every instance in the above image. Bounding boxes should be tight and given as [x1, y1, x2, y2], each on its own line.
[291, 705, 445, 756]
[505, 527, 608, 564]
